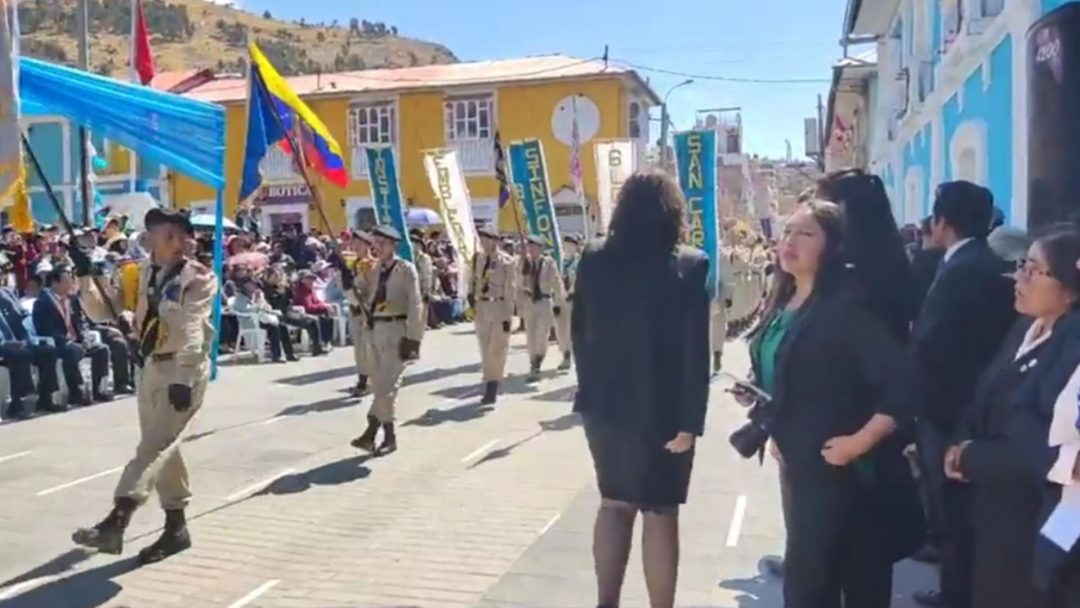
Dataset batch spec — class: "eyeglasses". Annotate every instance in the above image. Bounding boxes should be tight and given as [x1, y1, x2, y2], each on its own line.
[1015, 258, 1052, 279]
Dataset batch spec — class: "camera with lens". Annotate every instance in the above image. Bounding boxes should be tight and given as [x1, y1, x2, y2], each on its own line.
[729, 402, 774, 460]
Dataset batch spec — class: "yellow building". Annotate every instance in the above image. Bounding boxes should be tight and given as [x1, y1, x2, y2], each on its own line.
[173, 55, 659, 235]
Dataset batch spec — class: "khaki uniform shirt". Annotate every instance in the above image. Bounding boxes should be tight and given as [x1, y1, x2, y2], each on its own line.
[471, 249, 516, 321]
[518, 255, 564, 305]
[414, 250, 435, 301]
[366, 256, 425, 343]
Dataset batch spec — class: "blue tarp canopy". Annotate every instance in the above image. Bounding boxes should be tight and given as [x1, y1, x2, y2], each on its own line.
[19, 57, 226, 189]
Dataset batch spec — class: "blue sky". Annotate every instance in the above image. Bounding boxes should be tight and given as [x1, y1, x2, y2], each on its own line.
[233, 0, 847, 159]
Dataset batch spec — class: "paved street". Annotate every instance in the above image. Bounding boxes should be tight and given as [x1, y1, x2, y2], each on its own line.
[0, 326, 933, 608]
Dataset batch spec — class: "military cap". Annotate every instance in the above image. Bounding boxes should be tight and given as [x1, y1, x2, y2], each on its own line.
[562, 234, 582, 245]
[477, 226, 500, 240]
[409, 228, 425, 242]
[525, 234, 545, 246]
[371, 225, 402, 242]
[352, 229, 373, 243]
[144, 207, 194, 236]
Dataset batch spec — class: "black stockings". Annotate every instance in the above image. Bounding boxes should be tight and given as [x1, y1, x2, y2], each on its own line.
[593, 499, 679, 608]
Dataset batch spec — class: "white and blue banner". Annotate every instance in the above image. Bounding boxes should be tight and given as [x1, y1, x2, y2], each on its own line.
[507, 138, 562, 265]
[674, 130, 720, 295]
[365, 145, 413, 262]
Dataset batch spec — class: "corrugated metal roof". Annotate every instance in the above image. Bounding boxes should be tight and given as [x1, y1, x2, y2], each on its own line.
[150, 69, 213, 92]
[183, 54, 658, 104]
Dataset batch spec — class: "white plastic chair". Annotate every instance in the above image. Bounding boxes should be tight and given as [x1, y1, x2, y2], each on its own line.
[0, 367, 11, 420]
[289, 306, 311, 351]
[232, 311, 268, 362]
[327, 303, 348, 346]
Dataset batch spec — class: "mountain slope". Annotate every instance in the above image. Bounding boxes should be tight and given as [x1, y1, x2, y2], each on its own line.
[17, 0, 457, 78]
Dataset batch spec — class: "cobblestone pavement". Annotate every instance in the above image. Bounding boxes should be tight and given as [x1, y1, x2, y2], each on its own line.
[0, 326, 935, 608]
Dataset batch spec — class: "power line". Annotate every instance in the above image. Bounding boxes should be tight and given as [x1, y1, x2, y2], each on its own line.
[616, 60, 831, 84]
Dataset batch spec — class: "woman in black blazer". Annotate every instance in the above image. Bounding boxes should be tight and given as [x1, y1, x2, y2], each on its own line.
[743, 201, 923, 607]
[571, 172, 710, 608]
[946, 229, 1080, 608]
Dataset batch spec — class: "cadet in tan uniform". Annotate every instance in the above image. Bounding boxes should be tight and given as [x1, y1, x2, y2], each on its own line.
[518, 234, 564, 382]
[409, 229, 434, 340]
[554, 234, 581, 371]
[710, 255, 733, 374]
[350, 226, 423, 455]
[470, 226, 516, 405]
[72, 208, 216, 565]
[345, 230, 376, 397]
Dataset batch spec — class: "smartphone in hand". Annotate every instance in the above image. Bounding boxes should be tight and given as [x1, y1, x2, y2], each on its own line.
[717, 371, 773, 403]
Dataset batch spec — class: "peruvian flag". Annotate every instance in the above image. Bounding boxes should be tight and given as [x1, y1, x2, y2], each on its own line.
[131, 0, 155, 85]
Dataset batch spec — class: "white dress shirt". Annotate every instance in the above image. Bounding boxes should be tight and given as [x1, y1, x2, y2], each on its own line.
[943, 237, 975, 264]
[1048, 359, 1080, 486]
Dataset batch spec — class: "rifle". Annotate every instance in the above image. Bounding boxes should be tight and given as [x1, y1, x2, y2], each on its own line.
[19, 132, 137, 347]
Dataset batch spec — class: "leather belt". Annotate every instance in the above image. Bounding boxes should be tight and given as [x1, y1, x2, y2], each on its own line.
[478, 297, 504, 302]
[372, 315, 408, 323]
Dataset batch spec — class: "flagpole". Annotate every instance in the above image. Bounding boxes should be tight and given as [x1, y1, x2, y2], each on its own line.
[76, 0, 91, 226]
[572, 95, 592, 238]
[128, 0, 137, 196]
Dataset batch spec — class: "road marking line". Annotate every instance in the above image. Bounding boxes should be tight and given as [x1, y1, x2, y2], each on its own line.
[726, 494, 748, 547]
[226, 579, 280, 608]
[36, 466, 123, 497]
[224, 469, 295, 502]
[539, 513, 560, 536]
[0, 575, 59, 601]
[261, 416, 286, 426]
[0, 450, 32, 464]
[461, 439, 500, 464]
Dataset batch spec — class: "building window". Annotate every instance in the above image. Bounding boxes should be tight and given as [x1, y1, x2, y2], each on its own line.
[259, 146, 297, 183]
[629, 102, 642, 138]
[942, 0, 963, 52]
[903, 166, 924, 223]
[949, 120, 987, 185]
[348, 101, 396, 179]
[444, 94, 495, 174]
[979, 0, 1004, 19]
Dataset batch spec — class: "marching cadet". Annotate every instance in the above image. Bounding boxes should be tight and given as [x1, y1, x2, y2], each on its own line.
[409, 229, 434, 339]
[350, 226, 423, 456]
[554, 234, 581, 371]
[470, 226, 516, 405]
[345, 230, 376, 397]
[518, 234, 563, 382]
[71, 208, 216, 565]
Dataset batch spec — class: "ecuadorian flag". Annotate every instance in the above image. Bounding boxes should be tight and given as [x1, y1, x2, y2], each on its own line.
[239, 43, 347, 203]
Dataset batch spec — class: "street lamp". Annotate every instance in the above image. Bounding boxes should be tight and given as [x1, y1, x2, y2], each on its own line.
[659, 79, 694, 170]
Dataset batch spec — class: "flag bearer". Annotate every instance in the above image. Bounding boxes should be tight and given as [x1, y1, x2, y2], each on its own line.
[71, 208, 216, 565]
[345, 230, 376, 397]
[554, 234, 581, 371]
[350, 226, 423, 456]
[470, 226, 516, 405]
[519, 234, 563, 382]
[409, 229, 434, 339]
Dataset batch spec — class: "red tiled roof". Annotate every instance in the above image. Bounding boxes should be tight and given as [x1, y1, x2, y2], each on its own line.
[183, 54, 659, 104]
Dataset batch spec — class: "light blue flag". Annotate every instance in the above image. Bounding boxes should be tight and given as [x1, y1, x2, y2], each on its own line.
[507, 138, 562, 266]
[365, 145, 414, 262]
[674, 130, 721, 295]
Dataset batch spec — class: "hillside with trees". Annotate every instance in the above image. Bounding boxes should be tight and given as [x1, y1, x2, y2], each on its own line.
[17, 0, 457, 77]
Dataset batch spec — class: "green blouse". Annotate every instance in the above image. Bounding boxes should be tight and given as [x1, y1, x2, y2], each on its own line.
[757, 310, 795, 396]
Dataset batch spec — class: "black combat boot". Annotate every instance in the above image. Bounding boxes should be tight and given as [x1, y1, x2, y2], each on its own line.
[480, 381, 498, 405]
[349, 375, 369, 397]
[72, 496, 138, 554]
[377, 423, 397, 456]
[350, 415, 380, 452]
[137, 509, 192, 565]
[526, 356, 542, 383]
[713, 352, 722, 374]
[557, 352, 572, 371]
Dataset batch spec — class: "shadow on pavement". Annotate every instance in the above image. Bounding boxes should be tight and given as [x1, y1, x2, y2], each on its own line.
[401, 362, 481, 388]
[257, 454, 373, 497]
[0, 549, 90, 590]
[715, 556, 784, 608]
[401, 400, 494, 428]
[276, 395, 355, 418]
[529, 384, 576, 403]
[0, 556, 139, 608]
[274, 365, 356, 386]
[468, 413, 581, 469]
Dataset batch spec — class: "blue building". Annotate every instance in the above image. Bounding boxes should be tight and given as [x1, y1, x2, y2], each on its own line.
[834, 0, 1071, 228]
[22, 115, 169, 226]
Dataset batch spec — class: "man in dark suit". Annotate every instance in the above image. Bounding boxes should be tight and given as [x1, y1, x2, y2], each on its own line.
[0, 282, 66, 417]
[911, 181, 1017, 608]
[32, 265, 112, 406]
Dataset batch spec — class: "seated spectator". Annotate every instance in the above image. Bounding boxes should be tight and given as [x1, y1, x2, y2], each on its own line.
[293, 269, 335, 349]
[264, 266, 327, 356]
[32, 265, 112, 405]
[234, 276, 297, 362]
[0, 281, 64, 416]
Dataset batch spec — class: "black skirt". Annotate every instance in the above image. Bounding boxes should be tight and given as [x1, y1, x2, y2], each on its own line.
[583, 414, 695, 508]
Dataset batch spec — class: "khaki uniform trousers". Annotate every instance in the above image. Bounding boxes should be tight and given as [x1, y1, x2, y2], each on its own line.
[349, 313, 370, 375]
[115, 358, 209, 510]
[474, 301, 511, 382]
[710, 300, 728, 356]
[555, 301, 572, 355]
[523, 298, 555, 359]
[369, 319, 407, 423]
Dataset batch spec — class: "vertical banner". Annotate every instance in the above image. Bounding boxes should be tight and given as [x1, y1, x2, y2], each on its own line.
[365, 145, 413, 262]
[423, 147, 477, 296]
[0, 0, 22, 208]
[674, 130, 720, 294]
[593, 139, 636, 233]
[507, 138, 563, 265]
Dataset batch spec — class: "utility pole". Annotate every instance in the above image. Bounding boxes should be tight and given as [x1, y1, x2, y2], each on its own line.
[76, 0, 92, 226]
[816, 94, 826, 172]
[659, 79, 693, 173]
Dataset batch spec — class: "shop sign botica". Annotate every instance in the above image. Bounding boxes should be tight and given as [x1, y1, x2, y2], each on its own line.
[257, 183, 311, 206]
